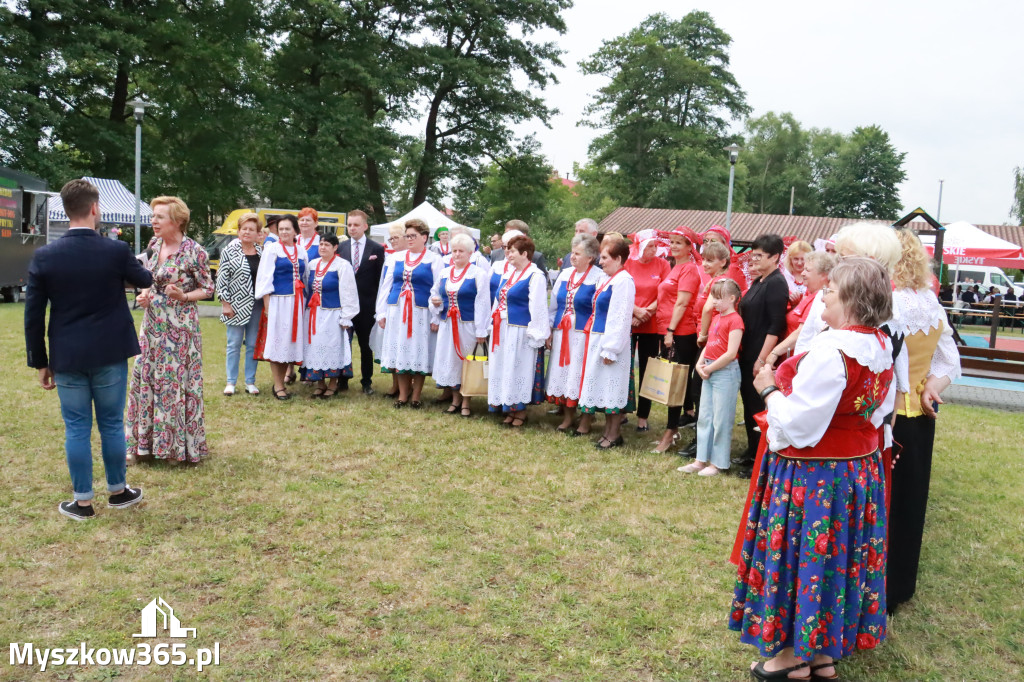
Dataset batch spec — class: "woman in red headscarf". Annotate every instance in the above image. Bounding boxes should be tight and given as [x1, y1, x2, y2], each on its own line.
[703, 225, 748, 293]
[625, 234, 671, 432]
[651, 227, 703, 453]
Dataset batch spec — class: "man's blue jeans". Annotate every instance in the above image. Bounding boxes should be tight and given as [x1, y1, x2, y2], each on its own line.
[225, 301, 262, 385]
[54, 362, 129, 501]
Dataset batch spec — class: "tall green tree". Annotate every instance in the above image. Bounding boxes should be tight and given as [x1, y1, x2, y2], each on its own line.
[742, 112, 816, 215]
[409, 0, 570, 206]
[454, 136, 552, 233]
[818, 125, 906, 219]
[579, 11, 750, 209]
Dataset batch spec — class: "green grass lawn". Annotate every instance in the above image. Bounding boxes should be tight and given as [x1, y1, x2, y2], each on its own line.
[1, 303, 1022, 681]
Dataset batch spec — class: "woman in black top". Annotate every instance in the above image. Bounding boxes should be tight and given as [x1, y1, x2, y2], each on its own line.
[736, 234, 789, 463]
[216, 213, 264, 395]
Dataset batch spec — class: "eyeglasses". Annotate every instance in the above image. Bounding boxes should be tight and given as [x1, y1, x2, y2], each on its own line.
[404, 234, 420, 240]
[821, 287, 837, 297]
[749, 254, 764, 261]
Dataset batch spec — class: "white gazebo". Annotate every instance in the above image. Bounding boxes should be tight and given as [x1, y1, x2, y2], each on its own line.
[370, 202, 479, 243]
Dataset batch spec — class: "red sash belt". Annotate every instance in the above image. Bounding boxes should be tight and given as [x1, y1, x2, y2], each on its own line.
[307, 290, 321, 343]
[449, 301, 465, 361]
[557, 314, 573, 367]
[491, 308, 503, 351]
[291, 279, 304, 343]
[400, 288, 414, 338]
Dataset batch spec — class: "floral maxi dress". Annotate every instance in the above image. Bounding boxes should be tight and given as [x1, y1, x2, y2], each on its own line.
[126, 236, 215, 462]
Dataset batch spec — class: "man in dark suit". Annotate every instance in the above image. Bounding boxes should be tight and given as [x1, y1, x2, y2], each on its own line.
[25, 179, 153, 520]
[338, 209, 385, 394]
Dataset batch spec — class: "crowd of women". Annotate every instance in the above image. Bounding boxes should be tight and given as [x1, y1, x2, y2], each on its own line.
[118, 193, 961, 681]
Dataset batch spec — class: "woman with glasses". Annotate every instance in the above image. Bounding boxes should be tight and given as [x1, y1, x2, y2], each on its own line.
[732, 257, 895, 682]
[376, 219, 443, 407]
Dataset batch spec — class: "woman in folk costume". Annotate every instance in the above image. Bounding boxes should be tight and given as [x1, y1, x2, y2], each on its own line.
[296, 207, 321, 261]
[428, 233, 492, 417]
[303, 233, 359, 399]
[254, 214, 308, 400]
[577, 238, 637, 449]
[545, 233, 602, 433]
[887, 229, 960, 614]
[732, 258, 895, 682]
[488, 228, 525, 303]
[487, 234, 550, 427]
[376, 218, 444, 408]
[429, 225, 452, 256]
[371, 222, 407, 398]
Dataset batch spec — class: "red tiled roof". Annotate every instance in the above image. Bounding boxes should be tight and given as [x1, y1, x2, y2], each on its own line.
[598, 207, 1024, 250]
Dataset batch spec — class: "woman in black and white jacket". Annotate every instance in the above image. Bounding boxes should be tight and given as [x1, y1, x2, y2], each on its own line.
[216, 213, 263, 395]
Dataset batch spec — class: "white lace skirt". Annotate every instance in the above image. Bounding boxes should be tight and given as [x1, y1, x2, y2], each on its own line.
[263, 295, 304, 363]
[545, 327, 588, 402]
[432, 317, 479, 387]
[578, 332, 631, 411]
[302, 307, 351, 371]
[379, 303, 436, 374]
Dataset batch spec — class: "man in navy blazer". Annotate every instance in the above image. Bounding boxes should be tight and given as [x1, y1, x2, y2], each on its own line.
[338, 209, 385, 394]
[24, 179, 153, 520]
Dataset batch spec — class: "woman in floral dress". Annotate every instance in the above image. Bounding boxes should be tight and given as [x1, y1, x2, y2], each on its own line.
[731, 257, 895, 681]
[126, 196, 214, 464]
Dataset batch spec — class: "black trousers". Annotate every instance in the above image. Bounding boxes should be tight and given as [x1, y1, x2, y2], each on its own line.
[887, 414, 936, 609]
[738, 355, 762, 458]
[632, 333, 662, 420]
[348, 311, 376, 387]
[666, 333, 698, 429]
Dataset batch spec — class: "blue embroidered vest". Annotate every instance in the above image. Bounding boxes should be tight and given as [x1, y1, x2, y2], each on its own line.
[554, 278, 598, 332]
[439, 274, 480, 322]
[501, 272, 536, 327]
[386, 259, 433, 308]
[272, 254, 305, 295]
[306, 268, 341, 308]
[589, 284, 615, 334]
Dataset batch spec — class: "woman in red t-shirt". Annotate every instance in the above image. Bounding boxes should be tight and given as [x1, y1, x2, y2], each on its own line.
[652, 227, 703, 454]
[625, 237, 671, 432]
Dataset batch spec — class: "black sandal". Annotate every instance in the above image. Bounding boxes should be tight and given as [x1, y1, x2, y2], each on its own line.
[460, 407, 472, 418]
[284, 372, 297, 385]
[393, 399, 408, 408]
[751, 661, 809, 681]
[444, 404, 460, 414]
[809, 662, 838, 681]
[273, 387, 291, 401]
[321, 388, 337, 399]
[410, 400, 422, 409]
[310, 387, 327, 399]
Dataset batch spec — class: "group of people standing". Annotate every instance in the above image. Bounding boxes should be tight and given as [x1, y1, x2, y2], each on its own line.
[26, 178, 962, 681]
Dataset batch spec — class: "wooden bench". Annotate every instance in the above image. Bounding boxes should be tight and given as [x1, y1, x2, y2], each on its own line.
[958, 346, 1024, 383]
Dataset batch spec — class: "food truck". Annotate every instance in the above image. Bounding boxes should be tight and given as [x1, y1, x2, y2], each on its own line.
[0, 167, 50, 302]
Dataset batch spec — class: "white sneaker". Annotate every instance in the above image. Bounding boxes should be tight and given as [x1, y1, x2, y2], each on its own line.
[223, 384, 235, 396]
[677, 462, 705, 473]
[698, 465, 721, 476]
[244, 384, 260, 395]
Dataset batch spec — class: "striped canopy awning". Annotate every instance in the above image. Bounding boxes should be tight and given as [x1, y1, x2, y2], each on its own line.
[47, 177, 153, 225]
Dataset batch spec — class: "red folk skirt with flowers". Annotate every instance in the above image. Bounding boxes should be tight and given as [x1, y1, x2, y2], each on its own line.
[729, 450, 888, 661]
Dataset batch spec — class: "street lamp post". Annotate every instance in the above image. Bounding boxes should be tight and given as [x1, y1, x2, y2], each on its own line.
[723, 144, 742, 233]
[128, 98, 156, 254]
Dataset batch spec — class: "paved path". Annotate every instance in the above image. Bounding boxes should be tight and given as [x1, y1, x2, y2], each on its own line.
[945, 382, 1024, 412]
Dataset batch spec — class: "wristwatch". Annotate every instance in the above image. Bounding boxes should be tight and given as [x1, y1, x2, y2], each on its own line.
[759, 385, 779, 400]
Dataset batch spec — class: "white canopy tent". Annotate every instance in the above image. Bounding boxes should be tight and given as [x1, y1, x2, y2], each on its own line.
[370, 202, 479, 243]
[919, 220, 1024, 269]
[47, 176, 153, 226]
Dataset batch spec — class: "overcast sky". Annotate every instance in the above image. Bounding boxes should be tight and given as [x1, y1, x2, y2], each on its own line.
[520, 0, 1024, 226]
